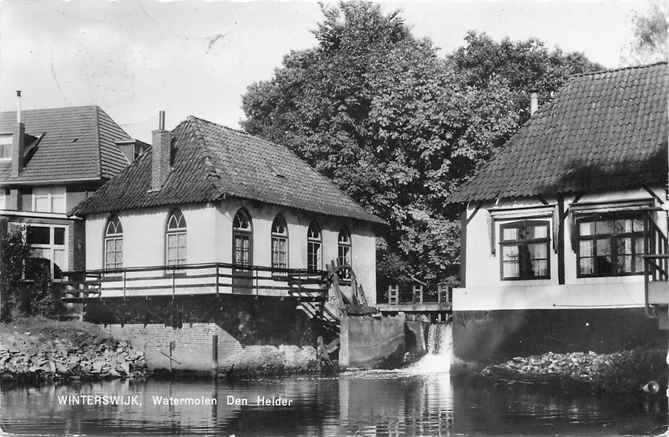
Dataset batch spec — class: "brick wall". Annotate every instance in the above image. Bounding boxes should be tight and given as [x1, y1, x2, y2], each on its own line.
[105, 323, 243, 372]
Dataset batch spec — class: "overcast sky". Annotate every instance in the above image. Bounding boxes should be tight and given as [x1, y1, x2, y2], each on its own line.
[0, 0, 646, 141]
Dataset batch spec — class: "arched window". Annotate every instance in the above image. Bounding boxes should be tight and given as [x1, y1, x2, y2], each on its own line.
[104, 215, 123, 270]
[338, 228, 352, 267]
[307, 221, 322, 273]
[233, 209, 252, 268]
[271, 215, 288, 271]
[166, 209, 187, 266]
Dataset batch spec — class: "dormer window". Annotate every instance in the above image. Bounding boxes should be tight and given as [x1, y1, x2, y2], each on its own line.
[0, 134, 12, 160]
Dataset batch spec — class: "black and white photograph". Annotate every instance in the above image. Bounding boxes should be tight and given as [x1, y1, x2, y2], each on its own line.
[1, 0, 669, 435]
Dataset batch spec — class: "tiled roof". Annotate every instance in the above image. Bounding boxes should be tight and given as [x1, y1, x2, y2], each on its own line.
[73, 116, 385, 224]
[0, 106, 131, 184]
[448, 62, 668, 203]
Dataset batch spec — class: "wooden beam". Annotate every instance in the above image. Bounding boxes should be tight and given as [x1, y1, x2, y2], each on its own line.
[557, 195, 565, 285]
[643, 185, 664, 205]
[465, 202, 482, 225]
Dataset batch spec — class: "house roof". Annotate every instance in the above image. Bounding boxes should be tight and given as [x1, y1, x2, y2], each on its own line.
[72, 116, 385, 225]
[448, 62, 668, 204]
[0, 106, 131, 184]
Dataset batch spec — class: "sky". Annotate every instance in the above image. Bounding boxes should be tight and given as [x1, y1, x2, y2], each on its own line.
[0, 0, 647, 142]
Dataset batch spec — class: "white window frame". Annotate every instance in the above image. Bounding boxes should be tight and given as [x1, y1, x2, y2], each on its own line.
[20, 223, 68, 279]
[32, 187, 66, 214]
[165, 210, 187, 266]
[0, 134, 12, 161]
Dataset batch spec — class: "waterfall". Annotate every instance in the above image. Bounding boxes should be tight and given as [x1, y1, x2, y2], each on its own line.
[409, 323, 453, 374]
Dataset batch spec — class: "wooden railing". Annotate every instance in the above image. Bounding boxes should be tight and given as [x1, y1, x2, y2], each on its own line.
[385, 284, 451, 306]
[61, 263, 328, 301]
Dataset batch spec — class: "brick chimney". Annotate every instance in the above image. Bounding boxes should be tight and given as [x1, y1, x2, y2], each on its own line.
[11, 91, 25, 178]
[151, 110, 172, 191]
[530, 91, 539, 116]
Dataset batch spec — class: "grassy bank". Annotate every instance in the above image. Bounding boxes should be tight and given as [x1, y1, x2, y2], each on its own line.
[0, 317, 147, 385]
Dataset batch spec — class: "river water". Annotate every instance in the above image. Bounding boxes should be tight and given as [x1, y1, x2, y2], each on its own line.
[0, 324, 667, 436]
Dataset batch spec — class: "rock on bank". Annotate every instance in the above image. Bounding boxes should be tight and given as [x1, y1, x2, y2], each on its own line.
[0, 317, 147, 384]
[481, 349, 666, 393]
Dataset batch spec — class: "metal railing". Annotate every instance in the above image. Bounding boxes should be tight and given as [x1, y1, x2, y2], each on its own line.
[61, 262, 328, 300]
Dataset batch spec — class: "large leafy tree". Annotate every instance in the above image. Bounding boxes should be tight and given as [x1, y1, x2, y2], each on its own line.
[623, 0, 668, 64]
[450, 31, 602, 123]
[242, 1, 601, 287]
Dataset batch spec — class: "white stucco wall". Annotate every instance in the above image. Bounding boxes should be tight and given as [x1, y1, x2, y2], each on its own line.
[455, 187, 668, 311]
[84, 200, 378, 305]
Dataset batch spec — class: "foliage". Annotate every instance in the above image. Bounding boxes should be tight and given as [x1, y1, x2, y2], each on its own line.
[624, 0, 668, 64]
[0, 223, 61, 321]
[449, 31, 603, 124]
[241, 1, 602, 285]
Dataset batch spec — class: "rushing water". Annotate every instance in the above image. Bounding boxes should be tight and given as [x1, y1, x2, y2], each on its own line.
[0, 323, 668, 436]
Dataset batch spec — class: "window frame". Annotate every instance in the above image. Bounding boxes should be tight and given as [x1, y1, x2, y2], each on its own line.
[103, 215, 123, 271]
[24, 223, 68, 279]
[165, 209, 187, 267]
[32, 186, 66, 214]
[499, 220, 551, 281]
[575, 213, 647, 278]
[0, 134, 12, 160]
[271, 215, 288, 272]
[232, 208, 253, 268]
[307, 221, 322, 273]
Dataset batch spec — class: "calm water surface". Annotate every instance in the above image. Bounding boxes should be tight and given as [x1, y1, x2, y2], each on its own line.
[0, 371, 667, 436]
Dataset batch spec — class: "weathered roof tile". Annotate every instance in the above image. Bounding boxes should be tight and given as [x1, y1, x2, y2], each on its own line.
[448, 62, 668, 203]
[73, 116, 385, 224]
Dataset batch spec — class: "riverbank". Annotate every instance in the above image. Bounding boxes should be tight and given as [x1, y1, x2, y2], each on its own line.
[480, 349, 666, 393]
[0, 317, 147, 385]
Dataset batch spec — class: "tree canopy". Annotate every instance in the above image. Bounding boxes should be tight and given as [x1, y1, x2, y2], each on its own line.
[242, 1, 602, 287]
[624, 1, 668, 64]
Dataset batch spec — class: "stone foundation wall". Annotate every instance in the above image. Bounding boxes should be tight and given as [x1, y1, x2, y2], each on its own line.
[453, 308, 666, 363]
[104, 323, 242, 372]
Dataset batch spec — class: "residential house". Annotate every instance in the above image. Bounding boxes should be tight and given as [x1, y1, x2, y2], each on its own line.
[71, 113, 384, 304]
[0, 100, 137, 278]
[447, 62, 669, 362]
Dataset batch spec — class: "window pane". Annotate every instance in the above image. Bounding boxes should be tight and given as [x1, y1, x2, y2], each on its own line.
[616, 237, 632, 255]
[52, 196, 65, 214]
[502, 262, 519, 278]
[579, 257, 594, 275]
[617, 255, 633, 274]
[579, 240, 594, 257]
[501, 245, 519, 261]
[502, 227, 518, 241]
[528, 243, 547, 259]
[633, 219, 645, 232]
[634, 237, 645, 255]
[614, 219, 632, 234]
[635, 254, 644, 273]
[530, 225, 547, 239]
[53, 249, 65, 278]
[531, 260, 548, 277]
[596, 239, 611, 256]
[27, 226, 50, 245]
[54, 228, 65, 245]
[34, 196, 50, 212]
[579, 222, 595, 236]
[595, 255, 613, 274]
[595, 220, 613, 234]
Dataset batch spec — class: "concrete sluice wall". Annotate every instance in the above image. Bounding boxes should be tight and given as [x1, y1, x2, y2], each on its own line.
[339, 314, 407, 369]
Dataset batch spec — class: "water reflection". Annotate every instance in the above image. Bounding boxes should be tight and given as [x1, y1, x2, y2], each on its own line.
[0, 373, 667, 436]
